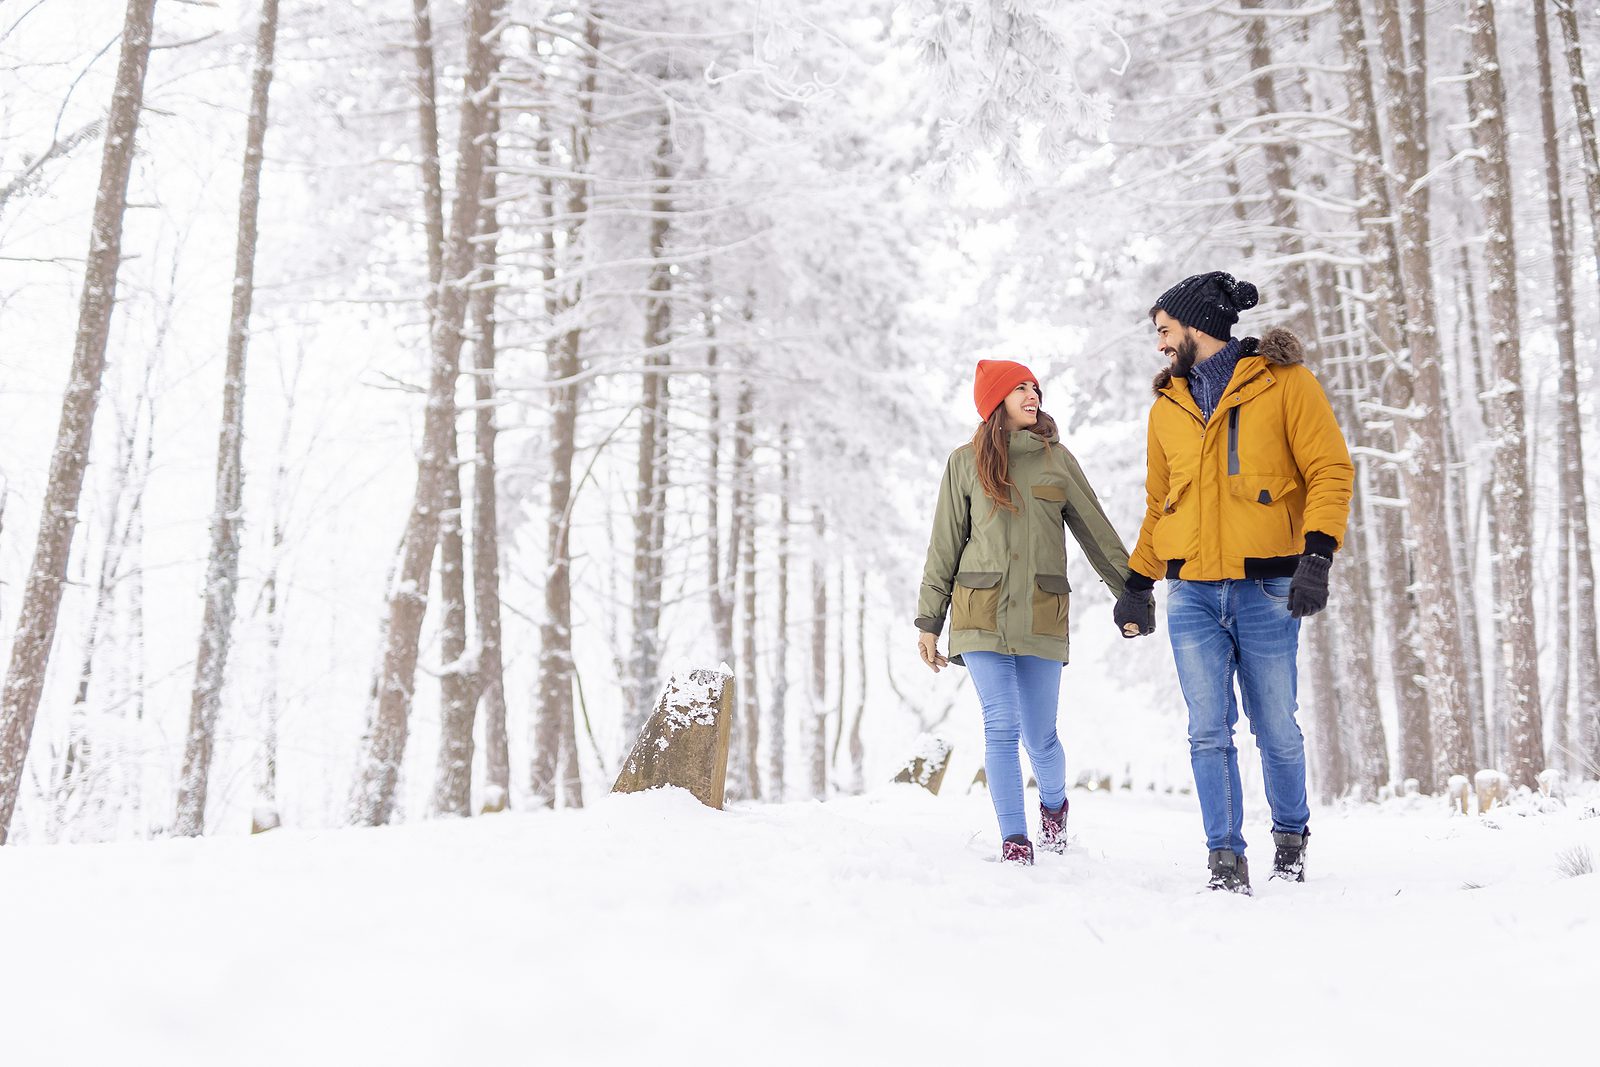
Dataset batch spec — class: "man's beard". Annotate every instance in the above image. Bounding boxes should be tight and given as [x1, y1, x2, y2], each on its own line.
[1169, 334, 1199, 378]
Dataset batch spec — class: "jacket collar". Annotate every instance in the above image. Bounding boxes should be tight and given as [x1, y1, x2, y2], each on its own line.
[1008, 428, 1054, 455]
[1150, 326, 1305, 399]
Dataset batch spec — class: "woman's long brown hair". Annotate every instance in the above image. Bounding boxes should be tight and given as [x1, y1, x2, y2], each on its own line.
[972, 404, 1058, 513]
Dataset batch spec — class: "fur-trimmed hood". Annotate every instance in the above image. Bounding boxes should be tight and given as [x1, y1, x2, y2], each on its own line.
[1151, 326, 1305, 396]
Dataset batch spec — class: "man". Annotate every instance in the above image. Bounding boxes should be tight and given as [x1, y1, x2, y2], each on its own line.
[1112, 271, 1353, 895]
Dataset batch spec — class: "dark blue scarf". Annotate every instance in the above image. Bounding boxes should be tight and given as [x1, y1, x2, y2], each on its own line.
[1187, 338, 1242, 421]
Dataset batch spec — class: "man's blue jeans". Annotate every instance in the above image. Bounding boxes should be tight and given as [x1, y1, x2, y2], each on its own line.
[1166, 577, 1309, 856]
[962, 652, 1067, 841]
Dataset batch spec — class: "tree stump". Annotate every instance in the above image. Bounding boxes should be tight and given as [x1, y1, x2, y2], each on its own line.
[1474, 769, 1509, 814]
[893, 735, 952, 795]
[612, 668, 734, 809]
[480, 786, 508, 815]
[251, 806, 280, 835]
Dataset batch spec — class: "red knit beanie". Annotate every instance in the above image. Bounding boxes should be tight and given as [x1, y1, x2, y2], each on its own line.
[973, 359, 1038, 420]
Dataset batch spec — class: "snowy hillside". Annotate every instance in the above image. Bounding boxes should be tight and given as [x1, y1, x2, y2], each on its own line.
[3, 785, 1595, 1066]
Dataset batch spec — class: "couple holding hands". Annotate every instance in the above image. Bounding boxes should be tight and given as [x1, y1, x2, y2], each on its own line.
[914, 271, 1354, 894]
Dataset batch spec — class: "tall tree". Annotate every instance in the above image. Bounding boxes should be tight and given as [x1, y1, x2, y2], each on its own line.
[351, 0, 498, 826]
[624, 110, 674, 744]
[807, 513, 828, 799]
[0, 0, 159, 845]
[471, 94, 511, 813]
[174, 0, 281, 838]
[1334, 0, 1424, 789]
[767, 427, 791, 800]
[1372, 0, 1474, 788]
[735, 386, 760, 800]
[1550, 0, 1600, 776]
[531, 17, 599, 810]
[1465, 0, 1543, 790]
[1534, 0, 1577, 775]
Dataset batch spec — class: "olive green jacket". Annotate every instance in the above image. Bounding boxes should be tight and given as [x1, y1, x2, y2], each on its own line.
[915, 430, 1132, 665]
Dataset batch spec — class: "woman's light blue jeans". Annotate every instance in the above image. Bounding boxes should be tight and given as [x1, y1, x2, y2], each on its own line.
[962, 652, 1067, 841]
[1166, 577, 1310, 856]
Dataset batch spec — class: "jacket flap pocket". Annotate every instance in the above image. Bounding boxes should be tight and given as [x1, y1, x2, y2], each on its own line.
[1031, 484, 1066, 502]
[1035, 574, 1071, 595]
[954, 571, 1003, 589]
[1163, 472, 1193, 513]
[1229, 474, 1299, 505]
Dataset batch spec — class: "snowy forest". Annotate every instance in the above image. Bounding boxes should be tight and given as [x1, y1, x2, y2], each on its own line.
[0, 0, 1597, 846]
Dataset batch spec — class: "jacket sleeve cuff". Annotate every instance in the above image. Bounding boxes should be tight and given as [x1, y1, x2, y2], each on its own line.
[1304, 531, 1337, 559]
[914, 615, 944, 635]
[1123, 570, 1156, 593]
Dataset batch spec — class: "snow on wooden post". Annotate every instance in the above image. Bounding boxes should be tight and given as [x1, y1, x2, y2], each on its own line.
[1447, 775, 1470, 815]
[612, 668, 734, 810]
[1536, 769, 1563, 800]
[892, 734, 952, 796]
[1474, 769, 1509, 814]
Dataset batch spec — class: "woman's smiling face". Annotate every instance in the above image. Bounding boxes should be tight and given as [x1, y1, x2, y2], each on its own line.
[1002, 380, 1040, 430]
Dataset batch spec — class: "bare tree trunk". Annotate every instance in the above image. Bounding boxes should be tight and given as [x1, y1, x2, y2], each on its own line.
[1536, 0, 1576, 775]
[706, 321, 734, 666]
[1551, 0, 1600, 777]
[1372, 0, 1474, 789]
[1466, 0, 1543, 791]
[1555, 0, 1600, 300]
[832, 566, 847, 770]
[431, 427, 476, 816]
[1307, 614, 1346, 804]
[173, 0, 280, 838]
[351, 0, 497, 826]
[0, 0, 158, 845]
[1314, 263, 1387, 797]
[472, 93, 510, 813]
[807, 513, 828, 799]
[767, 427, 790, 801]
[736, 387, 760, 800]
[846, 578, 866, 795]
[254, 353, 300, 833]
[625, 111, 674, 744]
[723, 380, 749, 804]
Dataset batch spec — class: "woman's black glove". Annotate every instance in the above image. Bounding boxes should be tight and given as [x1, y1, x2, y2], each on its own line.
[1113, 586, 1157, 638]
[1288, 539, 1333, 618]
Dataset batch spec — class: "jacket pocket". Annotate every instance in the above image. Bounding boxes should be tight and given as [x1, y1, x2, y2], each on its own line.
[1031, 574, 1071, 638]
[951, 571, 1002, 632]
[1031, 484, 1066, 503]
[1152, 472, 1196, 561]
[1228, 473, 1299, 505]
[1229, 474, 1300, 550]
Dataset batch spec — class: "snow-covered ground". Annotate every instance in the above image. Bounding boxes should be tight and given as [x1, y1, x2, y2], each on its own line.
[2, 784, 1595, 1066]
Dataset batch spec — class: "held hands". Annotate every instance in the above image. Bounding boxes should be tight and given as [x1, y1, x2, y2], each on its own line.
[1112, 588, 1157, 638]
[917, 631, 949, 673]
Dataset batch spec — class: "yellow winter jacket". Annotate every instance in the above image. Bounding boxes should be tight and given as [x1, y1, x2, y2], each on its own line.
[1128, 328, 1354, 582]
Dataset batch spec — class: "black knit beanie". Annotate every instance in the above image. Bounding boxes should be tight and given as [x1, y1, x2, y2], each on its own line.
[1151, 272, 1260, 340]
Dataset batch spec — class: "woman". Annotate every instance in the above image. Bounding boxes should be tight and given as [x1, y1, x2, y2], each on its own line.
[915, 359, 1133, 864]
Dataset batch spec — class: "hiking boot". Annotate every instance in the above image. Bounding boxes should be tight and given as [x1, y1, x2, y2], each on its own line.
[1039, 799, 1069, 854]
[1002, 834, 1035, 866]
[1271, 829, 1309, 882]
[1207, 849, 1252, 895]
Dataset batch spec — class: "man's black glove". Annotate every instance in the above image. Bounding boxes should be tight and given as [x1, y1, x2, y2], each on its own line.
[1288, 536, 1334, 618]
[1113, 585, 1157, 638]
